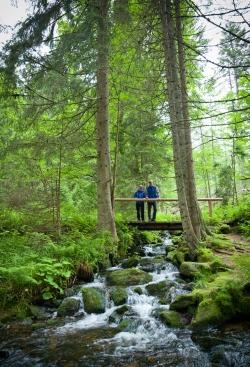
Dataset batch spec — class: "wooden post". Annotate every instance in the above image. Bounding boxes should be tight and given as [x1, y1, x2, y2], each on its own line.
[208, 200, 213, 217]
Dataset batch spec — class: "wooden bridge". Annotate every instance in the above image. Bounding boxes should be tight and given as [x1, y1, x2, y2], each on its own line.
[115, 197, 222, 231]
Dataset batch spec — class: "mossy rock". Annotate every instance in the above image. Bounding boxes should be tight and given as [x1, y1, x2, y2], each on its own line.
[57, 297, 81, 317]
[117, 319, 132, 331]
[82, 288, 106, 314]
[170, 293, 199, 311]
[110, 287, 127, 306]
[121, 255, 140, 269]
[106, 268, 152, 286]
[139, 256, 165, 272]
[218, 224, 231, 234]
[28, 305, 48, 320]
[159, 310, 184, 328]
[146, 280, 174, 299]
[109, 305, 131, 323]
[134, 287, 143, 295]
[179, 262, 211, 278]
[237, 295, 250, 316]
[192, 299, 223, 327]
[166, 249, 186, 265]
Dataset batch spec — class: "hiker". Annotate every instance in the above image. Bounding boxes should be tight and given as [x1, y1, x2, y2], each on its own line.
[146, 181, 159, 221]
[134, 185, 146, 221]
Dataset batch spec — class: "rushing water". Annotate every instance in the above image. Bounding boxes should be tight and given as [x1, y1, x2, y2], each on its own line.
[1, 234, 250, 367]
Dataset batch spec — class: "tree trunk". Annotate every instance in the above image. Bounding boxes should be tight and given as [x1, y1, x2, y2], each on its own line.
[175, 0, 206, 238]
[111, 99, 123, 209]
[96, 0, 117, 239]
[159, 0, 205, 251]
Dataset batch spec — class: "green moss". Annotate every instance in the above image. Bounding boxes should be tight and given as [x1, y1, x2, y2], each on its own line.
[192, 299, 223, 327]
[106, 268, 152, 286]
[82, 288, 106, 314]
[206, 234, 234, 250]
[121, 255, 140, 269]
[179, 261, 211, 278]
[110, 287, 127, 306]
[57, 297, 80, 317]
[170, 293, 199, 311]
[159, 310, 183, 327]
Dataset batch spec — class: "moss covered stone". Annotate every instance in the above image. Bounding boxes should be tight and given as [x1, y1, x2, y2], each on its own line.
[82, 287, 106, 314]
[110, 287, 127, 306]
[159, 310, 183, 327]
[179, 262, 211, 278]
[146, 280, 174, 299]
[192, 299, 223, 327]
[106, 268, 152, 286]
[57, 297, 81, 317]
[134, 287, 143, 295]
[121, 256, 140, 269]
[170, 293, 199, 311]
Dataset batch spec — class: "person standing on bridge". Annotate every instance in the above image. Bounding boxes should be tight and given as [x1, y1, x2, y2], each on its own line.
[146, 181, 159, 221]
[134, 185, 146, 221]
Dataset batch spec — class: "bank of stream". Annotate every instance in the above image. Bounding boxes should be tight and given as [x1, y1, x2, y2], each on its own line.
[0, 233, 250, 366]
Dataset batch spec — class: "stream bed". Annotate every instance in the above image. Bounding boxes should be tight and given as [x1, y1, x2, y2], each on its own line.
[0, 234, 250, 367]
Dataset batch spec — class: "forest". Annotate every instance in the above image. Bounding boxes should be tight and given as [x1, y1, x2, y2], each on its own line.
[0, 0, 249, 366]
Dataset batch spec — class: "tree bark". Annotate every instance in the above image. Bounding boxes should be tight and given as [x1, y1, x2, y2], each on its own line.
[96, 0, 117, 239]
[159, 0, 205, 250]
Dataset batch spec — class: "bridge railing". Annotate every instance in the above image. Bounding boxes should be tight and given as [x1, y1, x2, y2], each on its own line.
[114, 198, 223, 216]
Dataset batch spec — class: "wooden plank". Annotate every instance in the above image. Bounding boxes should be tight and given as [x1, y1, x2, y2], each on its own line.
[115, 198, 223, 202]
[127, 221, 183, 231]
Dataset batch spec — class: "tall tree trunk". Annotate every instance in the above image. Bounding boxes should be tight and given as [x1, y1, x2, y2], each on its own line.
[111, 99, 123, 209]
[96, 0, 117, 239]
[159, 0, 199, 251]
[175, 0, 206, 238]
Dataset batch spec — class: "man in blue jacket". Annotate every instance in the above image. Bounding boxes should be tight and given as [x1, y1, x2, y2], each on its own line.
[134, 185, 146, 221]
[146, 181, 159, 221]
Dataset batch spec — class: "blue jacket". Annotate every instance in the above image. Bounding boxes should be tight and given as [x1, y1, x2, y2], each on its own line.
[146, 185, 159, 198]
[134, 190, 146, 199]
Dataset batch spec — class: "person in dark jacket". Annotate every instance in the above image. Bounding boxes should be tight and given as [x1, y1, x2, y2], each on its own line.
[134, 185, 146, 221]
[146, 181, 159, 221]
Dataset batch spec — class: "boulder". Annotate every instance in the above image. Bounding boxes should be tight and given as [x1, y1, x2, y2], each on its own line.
[139, 256, 166, 272]
[192, 299, 223, 327]
[106, 268, 152, 286]
[121, 256, 140, 269]
[179, 262, 211, 278]
[146, 280, 174, 304]
[82, 287, 106, 314]
[57, 297, 81, 317]
[134, 287, 143, 295]
[159, 310, 184, 327]
[170, 293, 198, 311]
[110, 287, 127, 306]
[109, 305, 131, 323]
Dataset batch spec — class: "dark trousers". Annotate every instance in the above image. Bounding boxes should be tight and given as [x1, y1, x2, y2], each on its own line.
[148, 201, 157, 221]
[136, 202, 144, 221]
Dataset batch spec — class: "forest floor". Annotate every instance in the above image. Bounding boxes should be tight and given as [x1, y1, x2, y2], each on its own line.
[214, 233, 250, 268]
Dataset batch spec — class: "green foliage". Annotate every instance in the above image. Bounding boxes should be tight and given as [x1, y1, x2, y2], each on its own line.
[0, 229, 116, 315]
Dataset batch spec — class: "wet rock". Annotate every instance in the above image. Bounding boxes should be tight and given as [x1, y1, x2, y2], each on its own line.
[0, 350, 9, 360]
[110, 287, 127, 306]
[28, 305, 48, 320]
[106, 268, 152, 286]
[82, 288, 106, 314]
[146, 280, 174, 303]
[57, 297, 81, 317]
[192, 299, 223, 327]
[134, 287, 143, 295]
[117, 319, 132, 331]
[170, 293, 199, 311]
[121, 256, 140, 269]
[139, 256, 166, 272]
[109, 305, 131, 323]
[64, 285, 81, 298]
[179, 262, 211, 278]
[159, 310, 184, 327]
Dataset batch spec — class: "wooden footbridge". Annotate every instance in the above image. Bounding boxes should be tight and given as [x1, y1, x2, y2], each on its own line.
[115, 197, 222, 231]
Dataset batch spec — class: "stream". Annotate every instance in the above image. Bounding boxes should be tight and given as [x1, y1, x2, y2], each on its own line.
[0, 233, 250, 367]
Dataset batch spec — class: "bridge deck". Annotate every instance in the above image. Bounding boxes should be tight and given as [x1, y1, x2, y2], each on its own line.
[127, 221, 183, 231]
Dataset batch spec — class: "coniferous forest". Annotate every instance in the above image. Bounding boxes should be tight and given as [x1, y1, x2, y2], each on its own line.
[0, 1, 250, 366]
